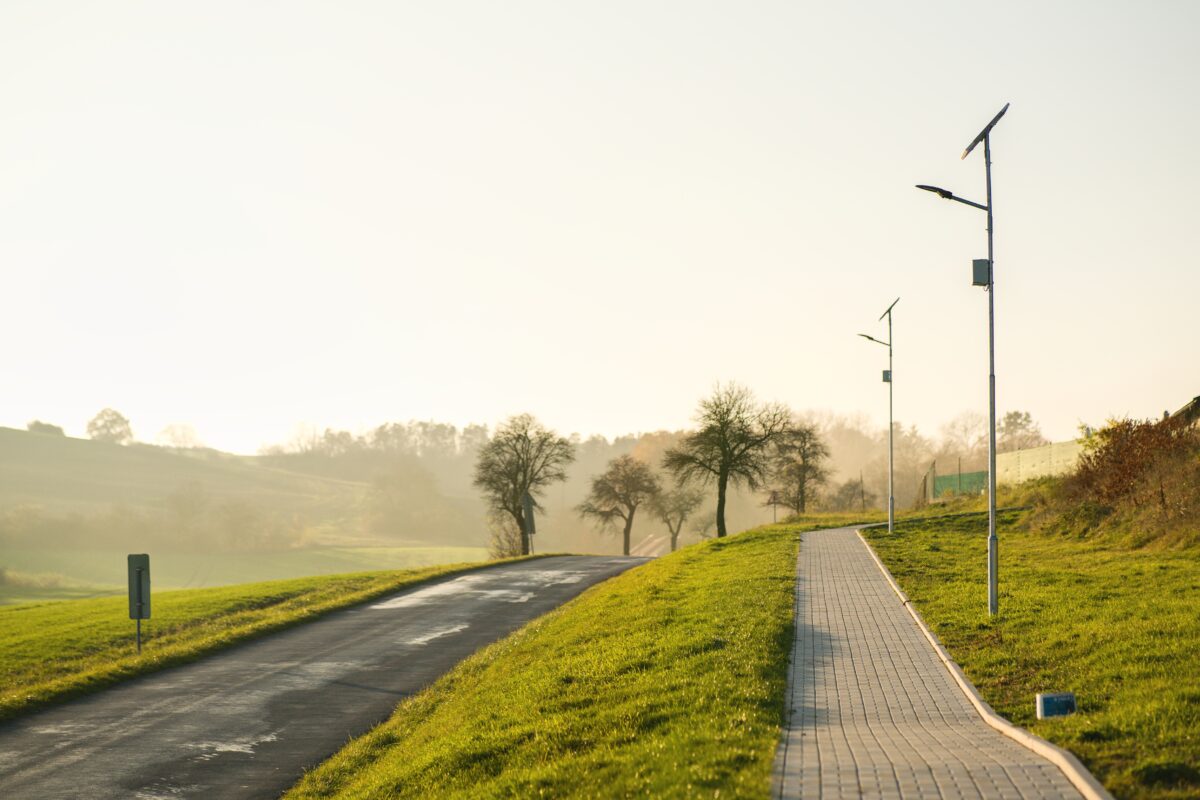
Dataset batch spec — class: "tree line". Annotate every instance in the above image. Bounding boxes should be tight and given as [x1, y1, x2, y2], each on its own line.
[471, 384, 1056, 557]
[11, 398, 1051, 555]
[473, 384, 837, 556]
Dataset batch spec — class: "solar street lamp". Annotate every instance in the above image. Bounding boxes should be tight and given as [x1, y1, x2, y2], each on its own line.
[859, 296, 899, 536]
[917, 102, 1008, 616]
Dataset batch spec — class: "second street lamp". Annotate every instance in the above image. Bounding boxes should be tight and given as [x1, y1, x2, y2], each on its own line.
[917, 101, 1008, 617]
[859, 296, 899, 536]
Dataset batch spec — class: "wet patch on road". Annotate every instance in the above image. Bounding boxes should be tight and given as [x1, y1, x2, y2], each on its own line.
[402, 624, 469, 646]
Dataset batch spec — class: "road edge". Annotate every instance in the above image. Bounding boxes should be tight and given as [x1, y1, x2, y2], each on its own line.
[0, 553, 563, 725]
[855, 527, 1114, 800]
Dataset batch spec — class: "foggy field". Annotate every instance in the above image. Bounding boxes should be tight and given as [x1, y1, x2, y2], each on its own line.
[0, 545, 488, 605]
[0, 426, 363, 517]
[0, 559, 525, 722]
[285, 525, 800, 799]
[0, 423, 789, 595]
[866, 513, 1200, 800]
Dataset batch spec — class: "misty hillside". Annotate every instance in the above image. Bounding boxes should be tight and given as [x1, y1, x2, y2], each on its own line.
[0, 410, 925, 605]
[0, 426, 365, 518]
[0, 427, 488, 602]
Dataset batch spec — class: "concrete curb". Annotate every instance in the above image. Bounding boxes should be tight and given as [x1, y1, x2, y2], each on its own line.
[855, 528, 1114, 800]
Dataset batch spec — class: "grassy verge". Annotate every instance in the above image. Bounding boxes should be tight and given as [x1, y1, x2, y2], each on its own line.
[286, 527, 799, 799]
[778, 511, 886, 530]
[864, 512, 1200, 800]
[0, 557, 537, 722]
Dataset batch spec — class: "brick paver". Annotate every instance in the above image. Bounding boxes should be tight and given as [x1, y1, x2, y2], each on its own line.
[772, 528, 1084, 799]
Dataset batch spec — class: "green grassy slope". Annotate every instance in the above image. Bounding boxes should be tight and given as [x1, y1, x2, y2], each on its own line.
[865, 512, 1200, 800]
[286, 526, 799, 800]
[0, 426, 365, 516]
[0, 558, 529, 722]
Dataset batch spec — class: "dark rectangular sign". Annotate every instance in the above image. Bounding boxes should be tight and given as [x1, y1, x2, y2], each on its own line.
[128, 554, 151, 620]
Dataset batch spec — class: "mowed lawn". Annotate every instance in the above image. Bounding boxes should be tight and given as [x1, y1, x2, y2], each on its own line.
[0, 559, 525, 722]
[286, 526, 800, 800]
[864, 513, 1200, 800]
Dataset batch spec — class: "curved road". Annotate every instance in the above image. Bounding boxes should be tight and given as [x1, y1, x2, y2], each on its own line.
[0, 555, 644, 799]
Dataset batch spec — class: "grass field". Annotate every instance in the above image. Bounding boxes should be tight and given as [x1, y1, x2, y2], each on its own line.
[864, 512, 1200, 800]
[286, 525, 799, 799]
[0, 557, 527, 722]
[0, 545, 488, 605]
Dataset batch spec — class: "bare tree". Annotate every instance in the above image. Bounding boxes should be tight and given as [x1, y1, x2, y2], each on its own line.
[823, 477, 876, 512]
[770, 421, 830, 515]
[998, 410, 1049, 453]
[473, 414, 575, 555]
[486, 512, 524, 559]
[157, 423, 204, 449]
[663, 384, 791, 538]
[867, 422, 934, 513]
[87, 408, 133, 444]
[649, 485, 706, 551]
[577, 455, 660, 555]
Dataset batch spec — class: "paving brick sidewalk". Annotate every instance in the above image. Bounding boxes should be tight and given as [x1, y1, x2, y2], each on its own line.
[772, 527, 1084, 799]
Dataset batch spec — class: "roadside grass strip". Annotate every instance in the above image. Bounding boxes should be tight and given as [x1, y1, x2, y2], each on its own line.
[864, 513, 1200, 800]
[286, 527, 799, 799]
[0, 558, 539, 722]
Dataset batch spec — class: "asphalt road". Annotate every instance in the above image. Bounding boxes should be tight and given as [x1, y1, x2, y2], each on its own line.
[0, 555, 644, 800]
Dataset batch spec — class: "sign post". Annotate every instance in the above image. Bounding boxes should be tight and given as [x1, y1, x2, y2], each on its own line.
[521, 492, 536, 555]
[127, 554, 151, 653]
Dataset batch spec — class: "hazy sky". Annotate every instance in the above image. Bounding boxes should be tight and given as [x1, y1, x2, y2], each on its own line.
[2, 1, 1197, 454]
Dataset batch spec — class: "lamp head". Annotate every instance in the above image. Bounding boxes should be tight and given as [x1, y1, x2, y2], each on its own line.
[916, 184, 954, 200]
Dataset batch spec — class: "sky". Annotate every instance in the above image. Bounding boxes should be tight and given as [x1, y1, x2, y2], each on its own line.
[1, 1, 1197, 454]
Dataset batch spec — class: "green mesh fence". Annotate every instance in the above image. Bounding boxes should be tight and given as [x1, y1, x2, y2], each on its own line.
[933, 470, 987, 497]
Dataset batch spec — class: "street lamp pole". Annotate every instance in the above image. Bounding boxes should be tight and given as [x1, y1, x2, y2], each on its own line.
[917, 102, 1008, 616]
[983, 125, 999, 618]
[859, 296, 899, 536]
[887, 306, 895, 536]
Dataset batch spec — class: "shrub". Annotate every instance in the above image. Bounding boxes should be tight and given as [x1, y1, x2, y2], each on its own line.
[1071, 416, 1199, 518]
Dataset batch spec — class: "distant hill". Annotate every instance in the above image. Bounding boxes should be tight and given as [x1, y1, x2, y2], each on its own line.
[0, 428, 495, 602]
[0, 426, 366, 519]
